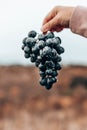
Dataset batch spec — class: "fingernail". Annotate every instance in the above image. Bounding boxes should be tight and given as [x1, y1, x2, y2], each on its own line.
[41, 26, 48, 32]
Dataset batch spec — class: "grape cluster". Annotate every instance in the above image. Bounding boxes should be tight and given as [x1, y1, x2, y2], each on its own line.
[21, 30, 64, 90]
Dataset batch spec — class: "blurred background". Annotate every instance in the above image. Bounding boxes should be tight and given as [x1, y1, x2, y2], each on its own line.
[0, 0, 87, 130]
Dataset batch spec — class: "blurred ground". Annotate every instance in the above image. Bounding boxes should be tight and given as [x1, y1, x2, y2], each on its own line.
[0, 65, 87, 130]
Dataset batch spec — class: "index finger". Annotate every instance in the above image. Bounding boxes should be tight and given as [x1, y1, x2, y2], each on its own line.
[42, 8, 56, 26]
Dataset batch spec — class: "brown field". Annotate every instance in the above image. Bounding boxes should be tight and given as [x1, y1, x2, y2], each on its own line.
[0, 65, 87, 130]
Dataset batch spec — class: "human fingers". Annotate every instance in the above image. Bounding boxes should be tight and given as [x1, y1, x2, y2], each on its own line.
[51, 26, 64, 32]
[41, 15, 59, 33]
[42, 7, 57, 26]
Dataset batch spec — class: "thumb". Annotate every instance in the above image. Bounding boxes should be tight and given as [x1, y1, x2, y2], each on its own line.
[41, 15, 59, 33]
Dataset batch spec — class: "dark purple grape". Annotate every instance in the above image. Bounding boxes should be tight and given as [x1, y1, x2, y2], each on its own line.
[21, 44, 25, 50]
[46, 32, 54, 39]
[39, 71, 46, 78]
[56, 45, 64, 54]
[46, 69, 53, 75]
[55, 63, 61, 70]
[38, 40, 45, 49]
[45, 61, 55, 69]
[38, 34, 46, 40]
[24, 46, 30, 53]
[38, 63, 45, 71]
[35, 59, 40, 67]
[51, 71, 58, 77]
[24, 53, 30, 58]
[46, 38, 53, 47]
[30, 54, 37, 62]
[45, 84, 52, 90]
[28, 30, 37, 38]
[53, 54, 62, 62]
[39, 78, 47, 86]
[55, 37, 61, 44]
[22, 37, 27, 45]
[59, 46, 65, 54]
[51, 77, 57, 83]
[32, 45, 40, 54]
[26, 37, 36, 47]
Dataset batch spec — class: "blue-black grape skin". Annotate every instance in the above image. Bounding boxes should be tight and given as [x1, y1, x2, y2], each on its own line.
[51, 71, 58, 77]
[28, 30, 37, 38]
[38, 34, 46, 40]
[24, 46, 30, 53]
[21, 44, 25, 50]
[45, 84, 52, 90]
[32, 45, 40, 54]
[55, 63, 62, 70]
[46, 69, 53, 75]
[39, 78, 47, 86]
[26, 38, 36, 47]
[55, 37, 61, 44]
[38, 40, 45, 49]
[38, 63, 46, 71]
[45, 61, 55, 69]
[59, 46, 65, 54]
[24, 53, 30, 58]
[35, 59, 40, 67]
[39, 71, 46, 78]
[46, 39, 53, 47]
[47, 77, 55, 85]
[22, 37, 27, 45]
[46, 32, 54, 39]
[22, 31, 64, 90]
[30, 54, 37, 62]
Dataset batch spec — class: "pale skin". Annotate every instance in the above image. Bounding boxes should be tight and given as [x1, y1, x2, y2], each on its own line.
[41, 6, 75, 33]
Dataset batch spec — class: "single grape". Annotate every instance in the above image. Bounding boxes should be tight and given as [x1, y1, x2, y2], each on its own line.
[53, 54, 62, 62]
[22, 37, 27, 45]
[46, 32, 54, 39]
[38, 63, 45, 71]
[28, 30, 37, 38]
[32, 45, 40, 54]
[21, 44, 25, 50]
[45, 84, 52, 90]
[52, 77, 57, 83]
[24, 46, 30, 53]
[52, 38, 60, 48]
[26, 37, 36, 47]
[46, 38, 53, 47]
[24, 53, 30, 58]
[38, 34, 46, 40]
[30, 54, 37, 62]
[55, 63, 62, 70]
[47, 77, 54, 84]
[51, 71, 58, 77]
[59, 46, 65, 54]
[39, 71, 46, 78]
[39, 77, 47, 86]
[35, 59, 40, 67]
[37, 56, 42, 62]
[38, 40, 45, 49]
[56, 45, 64, 54]
[42, 46, 53, 60]
[55, 37, 61, 44]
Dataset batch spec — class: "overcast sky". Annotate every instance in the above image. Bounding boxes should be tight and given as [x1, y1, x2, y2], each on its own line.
[0, 0, 87, 65]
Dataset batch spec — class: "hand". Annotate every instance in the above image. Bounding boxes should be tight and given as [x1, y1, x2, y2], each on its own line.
[41, 6, 75, 33]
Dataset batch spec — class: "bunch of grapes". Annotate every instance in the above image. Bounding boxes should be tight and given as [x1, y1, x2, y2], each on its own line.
[21, 30, 64, 90]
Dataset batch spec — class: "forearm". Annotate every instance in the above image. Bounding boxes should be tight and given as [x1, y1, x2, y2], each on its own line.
[69, 6, 87, 38]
